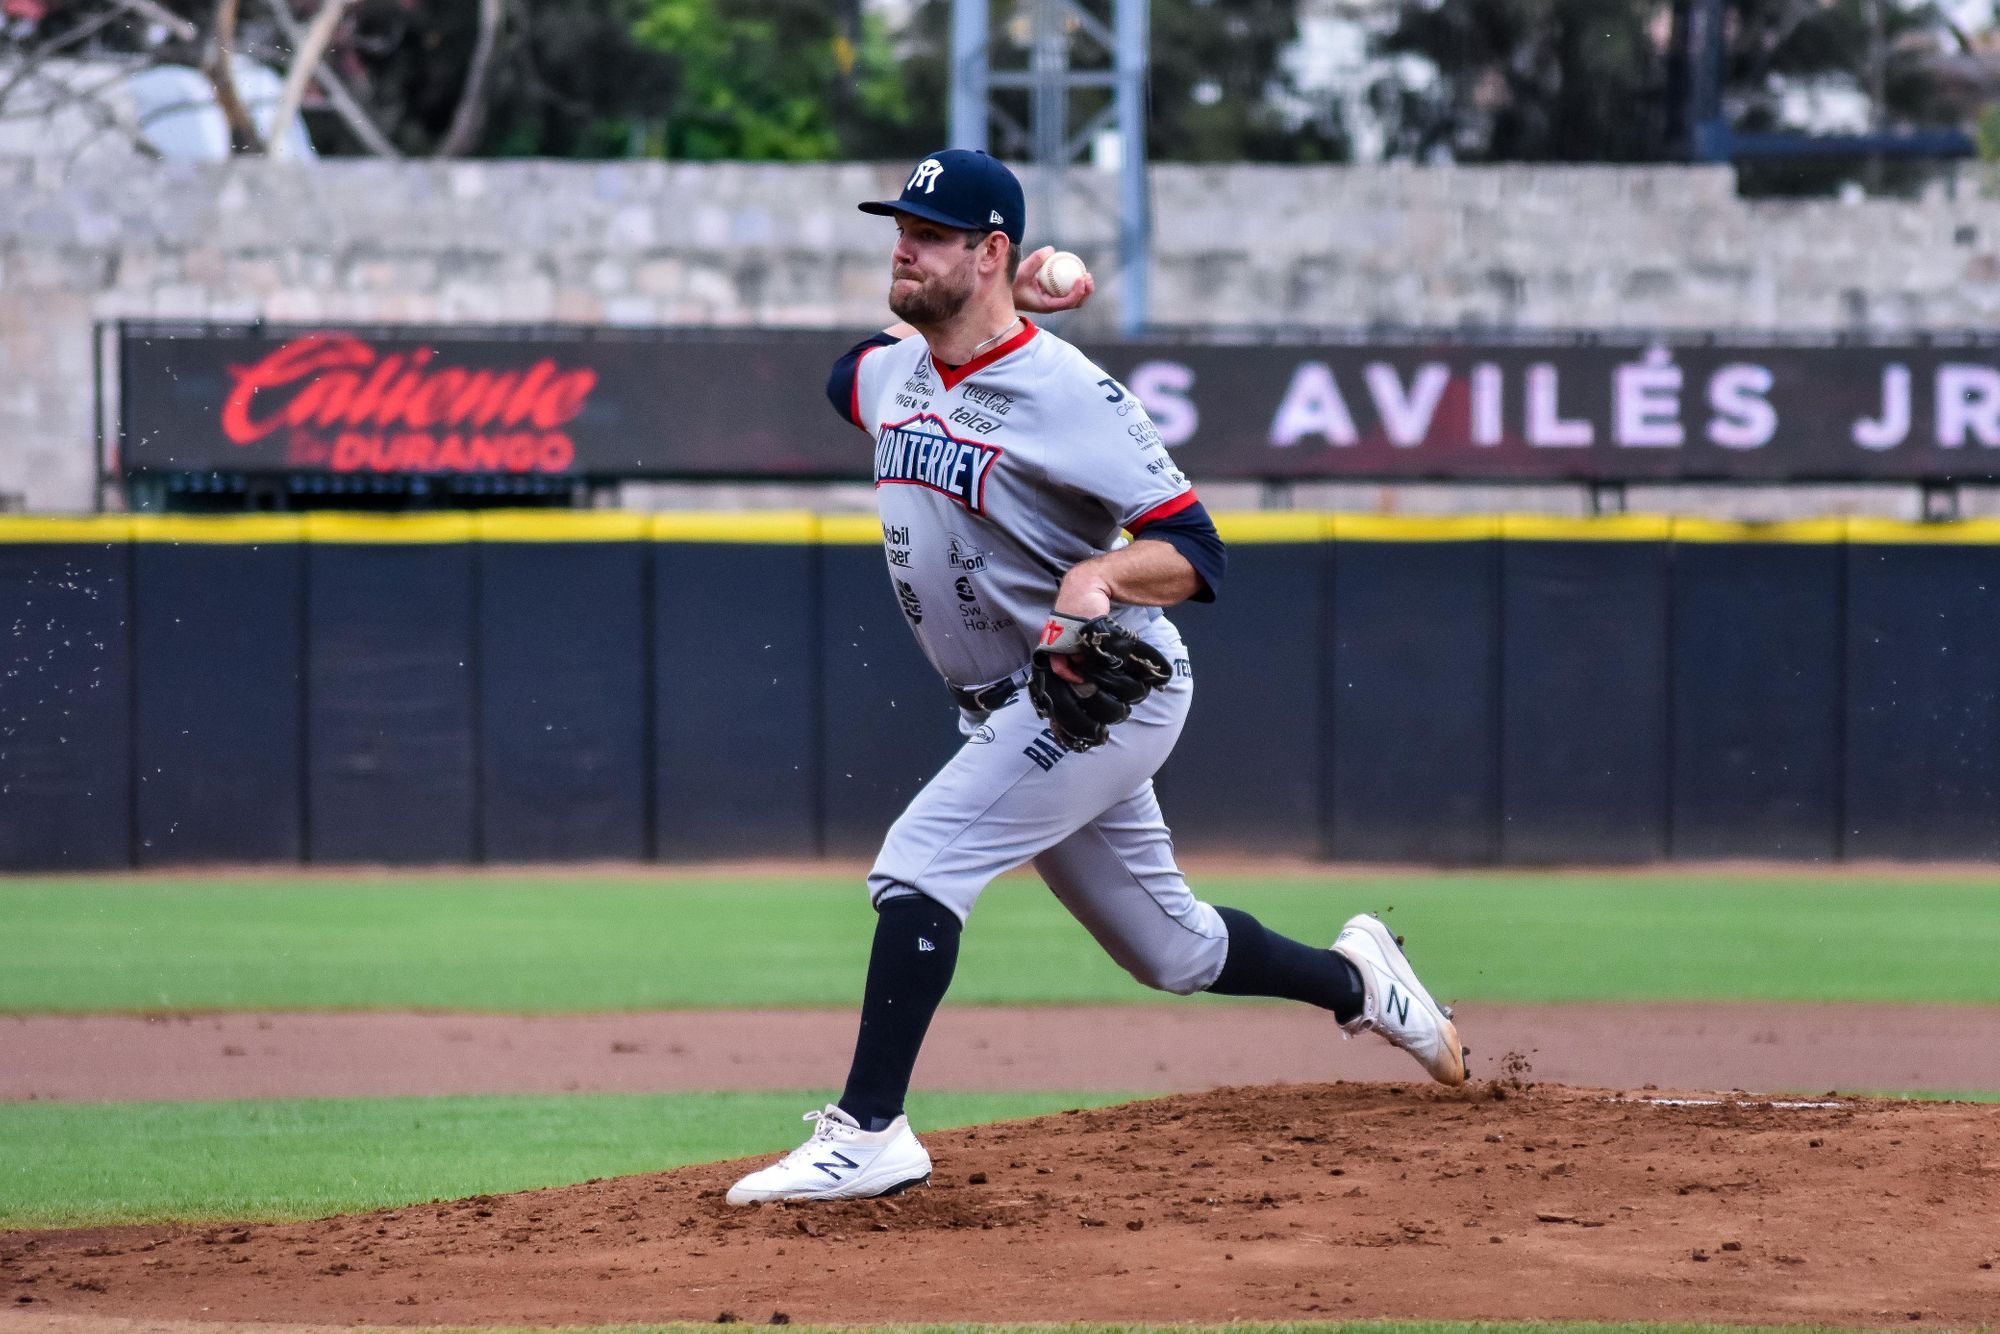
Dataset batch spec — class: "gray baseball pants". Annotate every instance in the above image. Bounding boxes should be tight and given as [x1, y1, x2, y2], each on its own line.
[868, 620, 1229, 996]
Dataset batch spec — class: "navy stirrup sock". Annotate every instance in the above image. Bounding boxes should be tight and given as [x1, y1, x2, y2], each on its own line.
[838, 892, 962, 1131]
[1208, 905, 1364, 1024]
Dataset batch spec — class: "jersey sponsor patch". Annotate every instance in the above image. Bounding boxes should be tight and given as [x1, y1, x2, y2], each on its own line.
[946, 533, 990, 572]
[895, 578, 924, 624]
[874, 413, 1003, 514]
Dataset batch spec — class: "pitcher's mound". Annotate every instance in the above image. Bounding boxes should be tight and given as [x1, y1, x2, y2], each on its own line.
[7, 1082, 1996, 1328]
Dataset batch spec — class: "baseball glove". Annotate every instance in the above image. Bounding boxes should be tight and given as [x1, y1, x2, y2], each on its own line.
[1028, 612, 1174, 752]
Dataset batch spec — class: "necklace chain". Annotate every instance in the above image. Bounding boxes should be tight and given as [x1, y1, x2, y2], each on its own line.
[970, 317, 1020, 357]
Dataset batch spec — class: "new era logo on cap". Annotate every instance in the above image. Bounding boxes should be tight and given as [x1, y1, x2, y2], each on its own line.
[860, 148, 1026, 245]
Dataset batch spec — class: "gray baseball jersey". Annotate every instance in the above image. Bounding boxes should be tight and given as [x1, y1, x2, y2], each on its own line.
[851, 320, 1195, 689]
[840, 318, 1230, 996]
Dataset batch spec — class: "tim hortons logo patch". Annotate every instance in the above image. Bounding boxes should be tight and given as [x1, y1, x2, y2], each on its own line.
[873, 413, 1003, 514]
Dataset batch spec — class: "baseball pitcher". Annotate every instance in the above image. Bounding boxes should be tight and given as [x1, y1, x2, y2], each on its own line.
[728, 150, 1467, 1207]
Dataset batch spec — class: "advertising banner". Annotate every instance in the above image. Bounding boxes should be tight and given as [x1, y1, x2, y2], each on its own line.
[117, 323, 860, 479]
[118, 323, 2000, 482]
[1091, 340, 2000, 481]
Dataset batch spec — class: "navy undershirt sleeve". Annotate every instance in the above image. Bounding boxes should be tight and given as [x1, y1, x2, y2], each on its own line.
[826, 332, 901, 428]
[1132, 499, 1226, 603]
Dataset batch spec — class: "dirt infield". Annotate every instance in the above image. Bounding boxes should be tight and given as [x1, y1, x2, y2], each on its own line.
[8, 1002, 2000, 1101]
[5, 1082, 1998, 1329]
[5, 1002, 1998, 1329]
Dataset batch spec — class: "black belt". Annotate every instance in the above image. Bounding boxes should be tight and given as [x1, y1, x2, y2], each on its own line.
[949, 671, 1027, 713]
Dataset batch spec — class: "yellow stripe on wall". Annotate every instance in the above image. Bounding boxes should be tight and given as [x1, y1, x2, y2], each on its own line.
[480, 511, 651, 542]
[1671, 517, 1848, 544]
[1333, 514, 1499, 542]
[1501, 513, 1673, 541]
[0, 515, 132, 543]
[126, 514, 308, 544]
[1211, 512, 1330, 543]
[816, 513, 884, 545]
[649, 511, 820, 544]
[304, 513, 478, 544]
[1845, 518, 2000, 545]
[5, 511, 2000, 546]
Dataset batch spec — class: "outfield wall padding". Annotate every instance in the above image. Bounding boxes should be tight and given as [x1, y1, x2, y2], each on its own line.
[1327, 534, 1501, 864]
[1669, 536, 1844, 860]
[654, 540, 819, 859]
[133, 541, 305, 865]
[306, 541, 479, 864]
[2, 513, 1998, 869]
[478, 541, 650, 862]
[0, 539, 132, 869]
[1844, 537, 2000, 859]
[1500, 532, 1670, 864]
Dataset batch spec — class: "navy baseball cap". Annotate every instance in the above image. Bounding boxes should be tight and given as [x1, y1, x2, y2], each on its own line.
[860, 148, 1026, 245]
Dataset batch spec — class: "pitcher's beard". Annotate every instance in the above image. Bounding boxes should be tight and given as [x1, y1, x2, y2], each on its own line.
[889, 271, 973, 326]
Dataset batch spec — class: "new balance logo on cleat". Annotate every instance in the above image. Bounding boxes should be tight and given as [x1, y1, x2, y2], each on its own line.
[1384, 983, 1410, 1026]
[811, 1151, 859, 1180]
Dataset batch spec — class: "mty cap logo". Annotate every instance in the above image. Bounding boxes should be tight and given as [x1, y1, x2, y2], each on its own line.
[909, 159, 944, 193]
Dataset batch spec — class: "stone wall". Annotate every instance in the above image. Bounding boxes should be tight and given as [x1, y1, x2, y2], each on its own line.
[6, 156, 2000, 510]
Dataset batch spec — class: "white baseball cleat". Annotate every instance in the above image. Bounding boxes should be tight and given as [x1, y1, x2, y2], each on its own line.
[725, 1105, 932, 1206]
[1331, 913, 1468, 1087]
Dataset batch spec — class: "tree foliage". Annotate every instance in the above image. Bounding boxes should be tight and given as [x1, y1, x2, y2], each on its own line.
[26, 0, 1959, 174]
[0, 0, 1342, 161]
[361, 0, 678, 158]
[1376, 0, 1968, 166]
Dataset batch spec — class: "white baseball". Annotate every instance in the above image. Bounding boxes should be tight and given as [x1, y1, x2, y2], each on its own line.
[1038, 250, 1088, 298]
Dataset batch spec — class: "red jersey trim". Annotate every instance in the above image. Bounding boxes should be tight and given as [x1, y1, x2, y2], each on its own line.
[849, 343, 880, 434]
[1127, 488, 1200, 532]
[931, 318, 1039, 392]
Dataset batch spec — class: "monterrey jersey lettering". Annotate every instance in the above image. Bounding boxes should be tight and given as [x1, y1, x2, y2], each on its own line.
[874, 413, 1003, 514]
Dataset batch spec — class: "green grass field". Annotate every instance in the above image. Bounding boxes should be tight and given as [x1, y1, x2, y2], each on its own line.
[0, 1090, 1133, 1229]
[6, 870, 2000, 1012]
[6, 866, 1998, 1334]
